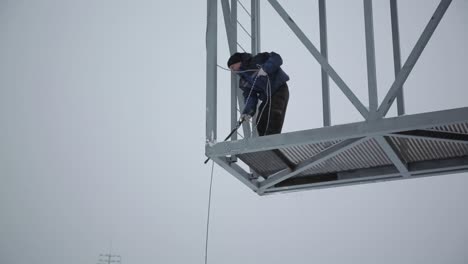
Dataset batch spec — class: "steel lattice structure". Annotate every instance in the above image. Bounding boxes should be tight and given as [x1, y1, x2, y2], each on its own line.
[205, 0, 468, 195]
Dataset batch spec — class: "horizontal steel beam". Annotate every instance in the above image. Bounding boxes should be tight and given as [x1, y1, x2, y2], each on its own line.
[206, 107, 468, 157]
[391, 129, 468, 143]
[263, 155, 468, 195]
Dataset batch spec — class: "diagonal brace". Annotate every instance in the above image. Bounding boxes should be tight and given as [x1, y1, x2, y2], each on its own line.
[377, 0, 452, 118]
[375, 136, 410, 177]
[212, 156, 259, 191]
[221, 0, 236, 53]
[267, 0, 369, 120]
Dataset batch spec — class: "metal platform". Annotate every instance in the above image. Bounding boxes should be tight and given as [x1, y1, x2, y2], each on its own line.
[206, 108, 468, 195]
[204, 0, 465, 195]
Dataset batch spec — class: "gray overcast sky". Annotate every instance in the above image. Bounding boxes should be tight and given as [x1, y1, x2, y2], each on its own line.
[1, 1, 467, 264]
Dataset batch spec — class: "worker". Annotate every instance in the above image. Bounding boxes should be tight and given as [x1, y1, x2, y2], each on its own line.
[227, 52, 290, 136]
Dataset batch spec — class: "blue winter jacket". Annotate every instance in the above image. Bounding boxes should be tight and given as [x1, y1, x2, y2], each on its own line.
[237, 52, 289, 116]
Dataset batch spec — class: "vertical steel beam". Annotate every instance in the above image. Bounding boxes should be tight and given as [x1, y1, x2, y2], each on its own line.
[221, 0, 236, 53]
[377, 0, 452, 118]
[364, 0, 378, 118]
[250, 0, 261, 137]
[221, 0, 238, 140]
[237, 0, 251, 138]
[390, 0, 405, 116]
[206, 0, 217, 142]
[319, 0, 331, 126]
[251, 0, 261, 55]
[231, 1, 238, 140]
[221, 0, 251, 139]
[389, 0, 410, 166]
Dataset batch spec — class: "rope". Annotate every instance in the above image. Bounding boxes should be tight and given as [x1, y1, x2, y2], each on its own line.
[217, 64, 272, 135]
[204, 161, 215, 264]
[203, 64, 272, 263]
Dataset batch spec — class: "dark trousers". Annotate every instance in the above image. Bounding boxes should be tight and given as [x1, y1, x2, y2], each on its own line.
[256, 83, 289, 136]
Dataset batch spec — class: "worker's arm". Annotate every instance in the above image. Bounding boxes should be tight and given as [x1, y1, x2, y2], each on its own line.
[242, 90, 258, 116]
[261, 52, 283, 75]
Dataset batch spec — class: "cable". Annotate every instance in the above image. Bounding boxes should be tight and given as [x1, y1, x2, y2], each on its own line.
[216, 66, 259, 117]
[216, 64, 272, 134]
[264, 77, 272, 135]
[237, 0, 251, 17]
[217, 64, 252, 72]
[237, 20, 252, 38]
[204, 161, 215, 264]
[265, 77, 272, 135]
[203, 67, 272, 263]
[237, 42, 247, 53]
[255, 75, 272, 135]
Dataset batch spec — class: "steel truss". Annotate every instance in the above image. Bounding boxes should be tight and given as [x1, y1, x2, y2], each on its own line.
[206, 0, 467, 195]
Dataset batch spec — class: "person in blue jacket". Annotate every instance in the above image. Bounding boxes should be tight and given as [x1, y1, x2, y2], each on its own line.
[227, 51, 290, 136]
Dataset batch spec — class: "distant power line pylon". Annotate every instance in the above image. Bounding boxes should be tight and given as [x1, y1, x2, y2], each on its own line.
[97, 253, 121, 264]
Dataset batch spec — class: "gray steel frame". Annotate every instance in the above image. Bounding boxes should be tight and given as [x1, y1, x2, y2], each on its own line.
[206, 0, 464, 195]
[390, 0, 405, 116]
[364, 0, 378, 118]
[207, 107, 468, 157]
[265, 156, 468, 195]
[206, 0, 217, 143]
[377, 0, 452, 118]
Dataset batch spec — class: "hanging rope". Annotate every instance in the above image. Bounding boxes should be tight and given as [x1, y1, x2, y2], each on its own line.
[203, 66, 272, 263]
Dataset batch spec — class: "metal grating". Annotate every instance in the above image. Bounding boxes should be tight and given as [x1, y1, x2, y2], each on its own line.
[278, 140, 342, 164]
[387, 136, 468, 163]
[296, 138, 393, 176]
[211, 120, 468, 194]
[429, 122, 468, 135]
[237, 150, 288, 176]
[235, 134, 468, 180]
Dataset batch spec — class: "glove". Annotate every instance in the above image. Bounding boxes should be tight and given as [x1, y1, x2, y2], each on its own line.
[257, 68, 267, 77]
[241, 114, 252, 121]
